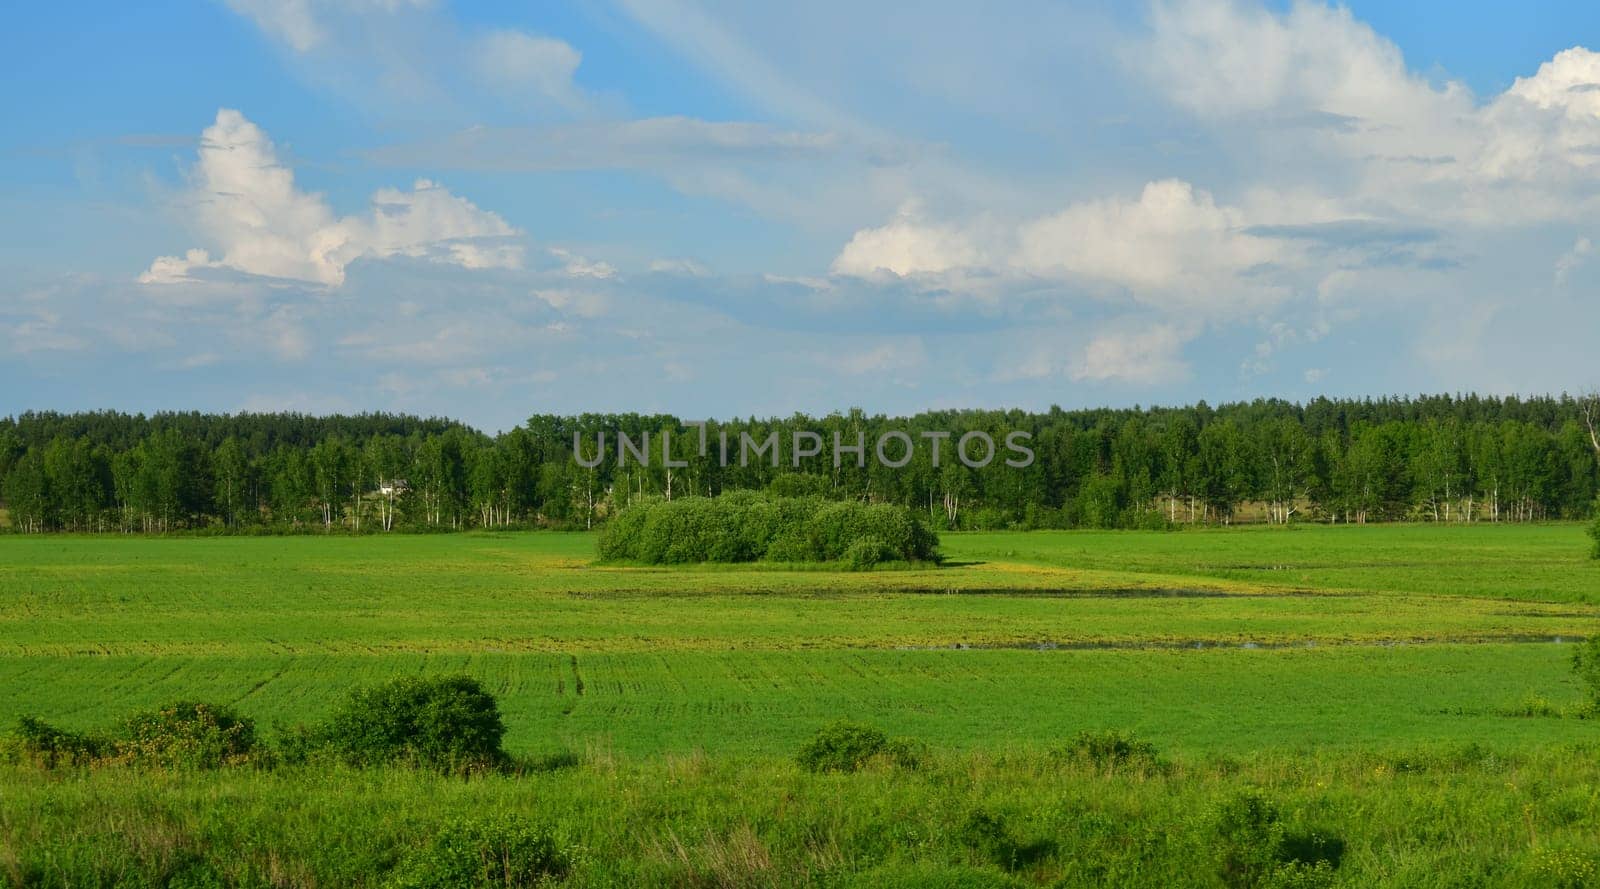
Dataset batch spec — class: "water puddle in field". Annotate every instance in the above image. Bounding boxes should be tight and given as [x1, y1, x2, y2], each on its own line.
[892, 634, 1583, 652]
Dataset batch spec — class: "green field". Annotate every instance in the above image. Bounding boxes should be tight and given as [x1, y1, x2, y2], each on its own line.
[3, 525, 1599, 886]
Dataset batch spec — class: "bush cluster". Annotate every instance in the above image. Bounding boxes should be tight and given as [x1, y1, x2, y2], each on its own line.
[12, 675, 506, 774]
[13, 702, 262, 769]
[1051, 729, 1166, 775]
[795, 721, 922, 772]
[1210, 792, 1344, 888]
[955, 809, 1057, 872]
[597, 492, 939, 567]
[300, 675, 509, 772]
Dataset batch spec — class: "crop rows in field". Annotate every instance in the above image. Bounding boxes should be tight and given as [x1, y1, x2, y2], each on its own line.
[0, 644, 1588, 756]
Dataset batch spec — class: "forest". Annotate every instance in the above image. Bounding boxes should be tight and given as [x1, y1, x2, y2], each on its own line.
[2, 393, 1598, 533]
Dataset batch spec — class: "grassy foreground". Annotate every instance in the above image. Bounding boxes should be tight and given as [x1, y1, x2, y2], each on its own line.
[1, 524, 1598, 886]
[5, 747, 1600, 887]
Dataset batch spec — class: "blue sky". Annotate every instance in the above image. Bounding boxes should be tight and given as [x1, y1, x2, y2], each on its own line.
[3, 1, 1599, 431]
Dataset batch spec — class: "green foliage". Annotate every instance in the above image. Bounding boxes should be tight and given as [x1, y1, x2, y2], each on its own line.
[13, 703, 260, 769]
[841, 536, 896, 570]
[1054, 729, 1163, 774]
[599, 493, 940, 565]
[954, 809, 1057, 871]
[836, 864, 1025, 888]
[386, 815, 575, 888]
[795, 721, 921, 773]
[1528, 846, 1600, 889]
[316, 675, 508, 772]
[1571, 637, 1600, 709]
[1588, 499, 1600, 559]
[13, 715, 104, 767]
[1210, 792, 1343, 889]
[114, 701, 262, 768]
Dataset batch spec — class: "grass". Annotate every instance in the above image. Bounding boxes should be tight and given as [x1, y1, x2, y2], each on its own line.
[5, 746, 1600, 887]
[1, 523, 1598, 885]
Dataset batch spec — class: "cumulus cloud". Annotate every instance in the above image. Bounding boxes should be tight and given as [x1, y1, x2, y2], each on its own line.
[1143, 0, 1600, 224]
[830, 203, 986, 277]
[1014, 179, 1281, 308]
[833, 180, 1287, 315]
[142, 110, 521, 287]
[1070, 324, 1192, 384]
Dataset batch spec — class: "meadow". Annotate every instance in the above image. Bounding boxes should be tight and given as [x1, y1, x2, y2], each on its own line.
[2, 524, 1599, 886]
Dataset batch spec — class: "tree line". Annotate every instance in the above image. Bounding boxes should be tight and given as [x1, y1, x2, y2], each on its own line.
[2, 393, 1598, 533]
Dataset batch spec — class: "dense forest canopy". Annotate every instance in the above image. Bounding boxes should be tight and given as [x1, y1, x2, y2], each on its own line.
[2, 393, 1598, 533]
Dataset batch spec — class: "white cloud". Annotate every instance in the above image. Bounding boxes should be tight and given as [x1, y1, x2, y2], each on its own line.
[549, 248, 617, 280]
[1143, 1, 1600, 224]
[818, 338, 928, 376]
[226, 0, 432, 53]
[830, 203, 986, 277]
[833, 180, 1287, 316]
[474, 30, 584, 108]
[261, 305, 311, 361]
[1070, 324, 1192, 384]
[142, 110, 521, 287]
[534, 288, 610, 318]
[1014, 179, 1282, 310]
[1556, 237, 1595, 287]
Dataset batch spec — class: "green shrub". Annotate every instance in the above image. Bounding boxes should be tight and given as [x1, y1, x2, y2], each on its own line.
[842, 536, 896, 570]
[114, 702, 261, 769]
[795, 721, 921, 773]
[1573, 638, 1600, 709]
[598, 493, 939, 566]
[1210, 793, 1343, 889]
[1054, 729, 1164, 774]
[386, 815, 574, 888]
[954, 809, 1057, 871]
[1588, 501, 1600, 559]
[13, 715, 104, 767]
[318, 675, 507, 772]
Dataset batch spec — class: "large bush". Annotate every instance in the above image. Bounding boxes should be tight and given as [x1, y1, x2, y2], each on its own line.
[795, 721, 922, 772]
[599, 493, 939, 566]
[316, 675, 507, 772]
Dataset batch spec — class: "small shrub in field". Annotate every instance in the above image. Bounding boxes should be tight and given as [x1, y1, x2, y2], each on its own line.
[1054, 729, 1163, 773]
[1588, 504, 1600, 559]
[795, 721, 921, 773]
[1572, 638, 1600, 710]
[386, 815, 574, 888]
[114, 702, 260, 768]
[955, 809, 1057, 871]
[319, 675, 507, 772]
[1211, 793, 1343, 889]
[13, 715, 104, 767]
